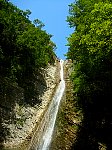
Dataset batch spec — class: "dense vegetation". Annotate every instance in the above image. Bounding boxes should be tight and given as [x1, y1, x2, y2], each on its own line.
[0, 0, 56, 105]
[67, 0, 112, 149]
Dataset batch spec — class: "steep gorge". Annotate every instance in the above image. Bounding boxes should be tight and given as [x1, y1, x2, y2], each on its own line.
[1, 59, 81, 150]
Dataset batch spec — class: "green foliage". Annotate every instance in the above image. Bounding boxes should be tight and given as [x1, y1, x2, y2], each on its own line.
[67, 0, 112, 149]
[0, 0, 56, 105]
[33, 19, 45, 28]
[0, 0, 56, 79]
[67, 0, 112, 99]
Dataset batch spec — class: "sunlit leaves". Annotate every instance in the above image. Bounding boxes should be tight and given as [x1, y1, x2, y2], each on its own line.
[66, 0, 112, 106]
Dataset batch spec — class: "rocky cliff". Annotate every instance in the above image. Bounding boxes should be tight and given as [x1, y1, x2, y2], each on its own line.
[49, 60, 82, 150]
[0, 59, 60, 150]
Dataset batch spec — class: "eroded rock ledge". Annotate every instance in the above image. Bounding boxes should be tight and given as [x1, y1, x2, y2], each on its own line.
[2, 59, 60, 149]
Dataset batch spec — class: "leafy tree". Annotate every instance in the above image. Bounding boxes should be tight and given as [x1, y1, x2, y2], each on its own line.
[67, 0, 112, 149]
[0, 0, 56, 105]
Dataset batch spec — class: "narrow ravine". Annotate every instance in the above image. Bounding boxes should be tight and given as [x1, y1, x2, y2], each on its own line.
[28, 60, 65, 150]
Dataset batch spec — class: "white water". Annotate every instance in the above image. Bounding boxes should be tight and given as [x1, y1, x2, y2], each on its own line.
[37, 59, 65, 150]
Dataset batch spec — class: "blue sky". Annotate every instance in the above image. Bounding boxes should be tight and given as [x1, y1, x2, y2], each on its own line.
[10, 0, 74, 60]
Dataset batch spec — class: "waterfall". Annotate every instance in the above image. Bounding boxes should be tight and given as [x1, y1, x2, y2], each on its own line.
[35, 59, 65, 150]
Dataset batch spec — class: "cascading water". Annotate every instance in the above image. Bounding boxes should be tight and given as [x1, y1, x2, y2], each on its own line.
[36, 59, 65, 150]
[28, 59, 65, 150]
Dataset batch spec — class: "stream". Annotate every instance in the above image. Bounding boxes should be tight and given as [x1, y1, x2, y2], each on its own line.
[28, 59, 65, 150]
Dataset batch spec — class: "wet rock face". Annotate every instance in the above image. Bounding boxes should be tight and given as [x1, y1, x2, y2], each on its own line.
[49, 60, 80, 150]
[0, 60, 60, 149]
